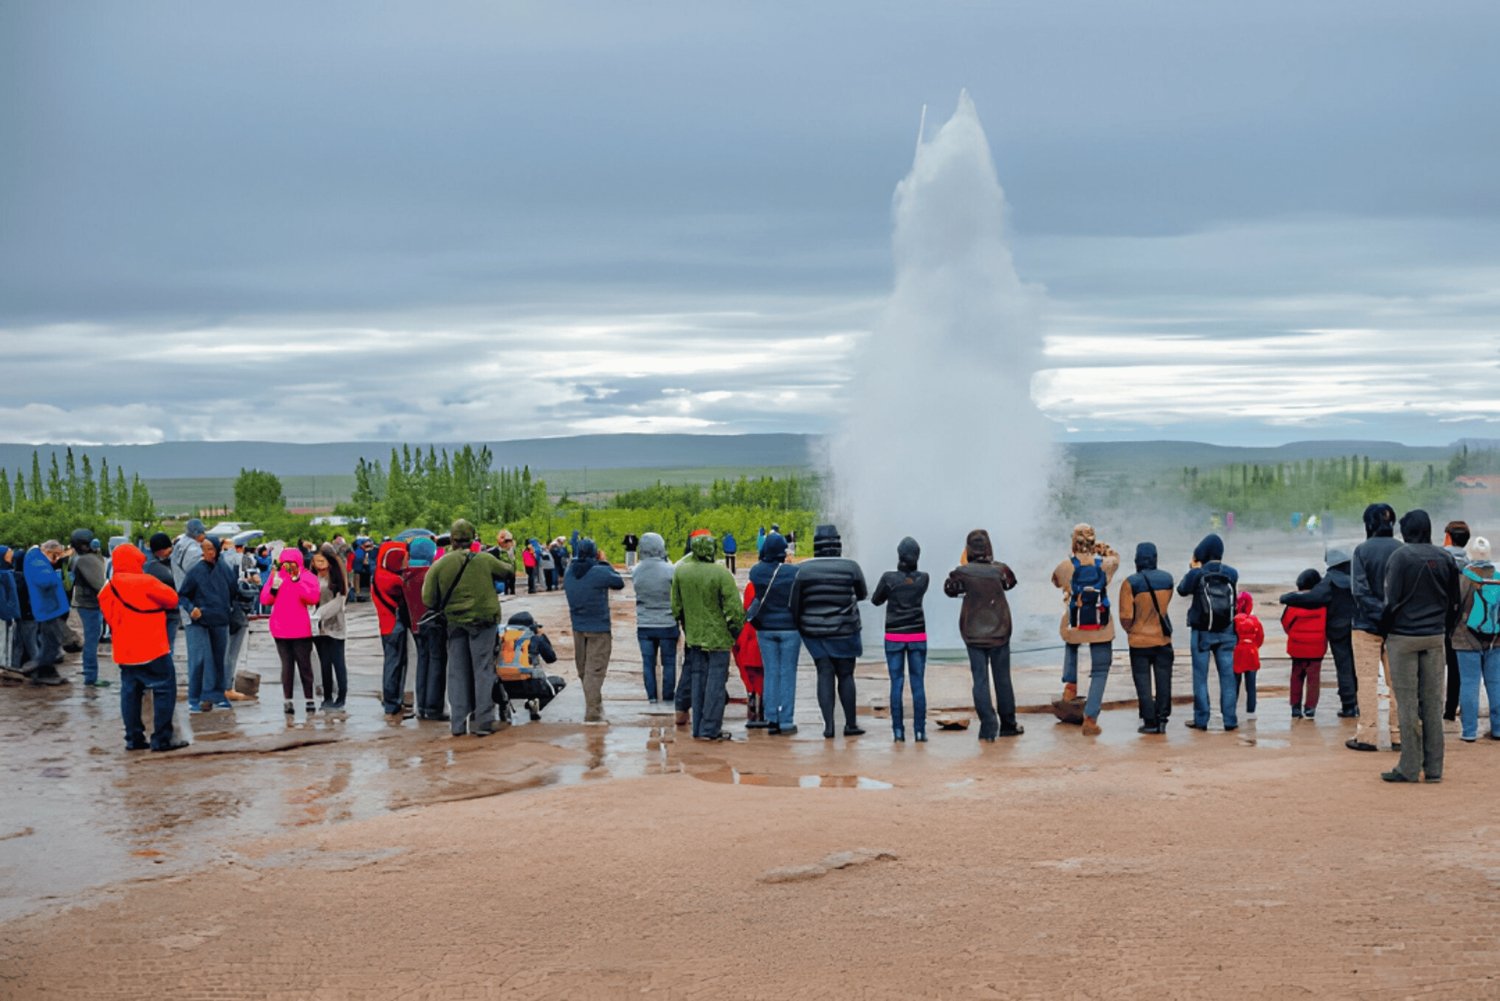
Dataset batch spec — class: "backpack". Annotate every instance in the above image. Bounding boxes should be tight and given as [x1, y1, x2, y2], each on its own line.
[1464, 569, 1500, 642]
[496, 624, 536, 681]
[1068, 556, 1110, 630]
[1194, 565, 1237, 633]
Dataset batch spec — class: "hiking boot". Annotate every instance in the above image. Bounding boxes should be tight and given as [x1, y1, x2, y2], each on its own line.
[152, 740, 190, 752]
[1062, 682, 1077, 702]
[675, 711, 690, 727]
[1137, 723, 1161, 734]
[284, 700, 295, 715]
[997, 725, 1025, 738]
[1291, 705, 1303, 718]
[1380, 770, 1414, 783]
[843, 725, 866, 737]
[1081, 716, 1101, 736]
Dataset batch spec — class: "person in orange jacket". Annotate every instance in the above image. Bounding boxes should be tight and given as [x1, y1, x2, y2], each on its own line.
[98, 543, 187, 751]
[1232, 590, 1265, 719]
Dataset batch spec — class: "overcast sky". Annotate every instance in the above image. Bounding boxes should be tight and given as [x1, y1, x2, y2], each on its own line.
[3, 1, 1497, 446]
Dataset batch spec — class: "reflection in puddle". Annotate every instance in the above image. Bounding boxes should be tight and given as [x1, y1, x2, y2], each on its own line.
[692, 767, 893, 790]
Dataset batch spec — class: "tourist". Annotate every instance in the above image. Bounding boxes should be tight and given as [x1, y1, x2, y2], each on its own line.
[373, 540, 412, 720]
[143, 533, 179, 662]
[352, 537, 374, 602]
[632, 532, 679, 708]
[1379, 510, 1459, 783]
[402, 536, 448, 721]
[1232, 591, 1264, 718]
[69, 529, 109, 687]
[310, 543, 349, 710]
[490, 530, 518, 596]
[1441, 520, 1471, 722]
[1282, 570, 1328, 719]
[218, 536, 254, 701]
[522, 539, 539, 593]
[722, 530, 738, 574]
[732, 586, 765, 726]
[943, 528, 1022, 741]
[170, 518, 207, 687]
[259, 547, 322, 716]
[552, 537, 570, 577]
[495, 610, 566, 720]
[97, 543, 186, 751]
[1051, 524, 1119, 736]
[622, 532, 639, 571]
[421, 519, 510, 737]
[1178, 533, 1241, 731]
[1348, 503, 1403, 753]
[177, 536, 233, 713]
[747, 531, 801, 736]
[0, 546, 19, 670]
[1453, 536, 1499, 742]
[564, 538, 625, 725]
[870, 536, 929, 743]
[539, 542, 556, 591]
[671, 531, 744, 741]
[1118, 541, 1175, 734]
[1280, 548, 1358, 717]
[789, 524, 867, 740]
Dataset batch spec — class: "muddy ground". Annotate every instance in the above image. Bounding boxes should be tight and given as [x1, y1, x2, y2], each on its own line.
[1, 550, 1496, 999]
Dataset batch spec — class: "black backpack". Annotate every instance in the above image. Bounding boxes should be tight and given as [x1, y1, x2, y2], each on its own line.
[1194, 565, 1236, 633]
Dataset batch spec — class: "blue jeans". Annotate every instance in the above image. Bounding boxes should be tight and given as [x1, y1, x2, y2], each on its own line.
[381, 623, 410, 715]
[120, 654, 178, 749]
[79, 607, 103, 683]
[758, 629, 802, 727]
[186, 622, 229, 706]
[1063, 641, 1112, 719]
[1456, 648, 1500, 739]
[884, 640, 927, 734]
[164, 614, 178, 673]
[1190, 628, 1239, 728]
[1240, 669, 1258, 714]
[685, 646, 730, 738]
[637, 630, 679, 702]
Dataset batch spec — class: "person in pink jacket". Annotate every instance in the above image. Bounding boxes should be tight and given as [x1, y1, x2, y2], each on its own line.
[259, 547, 323, 717]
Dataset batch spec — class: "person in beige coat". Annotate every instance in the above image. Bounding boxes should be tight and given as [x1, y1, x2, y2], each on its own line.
[1051, 523, 1120, 735]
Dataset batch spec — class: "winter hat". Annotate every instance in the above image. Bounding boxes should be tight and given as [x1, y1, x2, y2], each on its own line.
[1467, 536, 1491, 563]
[813, 524, 842, 557]
[1296, 568, 1322, 590]
[449, 519, 477, 546]
[148, 532, 172, 553]
[1324, 547, 1350, 568]
[1070, 523, 1096, 555]
[70, 528, 94, 553]
[407, 537, 437, 567]
[185, 518, 206, 538]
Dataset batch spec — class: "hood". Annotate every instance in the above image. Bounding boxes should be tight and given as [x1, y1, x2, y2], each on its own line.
[1236, 590, 1255, 615]
[184, 518, 206, 538]
[965, 529, 993, 564]
[1325, 547, 1351, 569]
[1398, 509, 1432, 545]
[639, 532, 668, 561]
[813, 524, 841, 558]
[279, 548, 306, 571]
[759, 532, 787, 563]
[507, 609, 539, 629]
[569, 538, 600, 578]
[111, 543, 146, 574]
[70, 528, 94, 554]
[1193, 533, 1225, 564]
[1134, 542, 1158, 572]
[1070, 523, 1096, 555]
[407, 537, 437, 567]
[897, 536, 920, 572]
[1296, 568, 1322, 590]
[0, 545, 10, 566]
[377, 541, 407, 574]
[1363, 503, 1397, 539]
[690, 533, 718, 562]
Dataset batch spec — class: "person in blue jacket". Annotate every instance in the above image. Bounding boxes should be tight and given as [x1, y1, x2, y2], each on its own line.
[563, 539, 625, 723]
[0, 545, 20, 669]
[22, 541, 70, 683]
[177, 537, 234, 712]
[722, 531, 739, 574]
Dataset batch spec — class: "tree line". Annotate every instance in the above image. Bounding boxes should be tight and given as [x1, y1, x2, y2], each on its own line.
[0, 448, 157, 544]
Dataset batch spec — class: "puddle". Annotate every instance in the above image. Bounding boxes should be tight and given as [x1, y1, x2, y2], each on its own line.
[691, 767, 893, 789]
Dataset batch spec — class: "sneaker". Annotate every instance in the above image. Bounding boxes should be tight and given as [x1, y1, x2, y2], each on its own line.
[583, 718, 609, 726]
[283, 700, 295, 715]
[213, 700, 233, 710]
[779, 725, 799, 736]
[1290, 706, 1303, 718]
[843, 725, 866, 737]
[1304, 709, 1315, 720]
[151, 740, 191, 752]
[84, 679, 113, 688]
[1380, 770, 1415, 783]
[997, 725, 1025, 737]
[305, 701, 317, 715]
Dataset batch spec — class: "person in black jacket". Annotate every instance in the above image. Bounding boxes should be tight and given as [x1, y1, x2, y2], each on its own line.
[944, 529, 1023, 741]
[788, 524, 867, 739]
[143, 533, 179, 670]
[1348, 503, 1404, 751]
[177, 537, 233, 713]
[1280, 547, 1358, 717]
[871, 537, 929, 742]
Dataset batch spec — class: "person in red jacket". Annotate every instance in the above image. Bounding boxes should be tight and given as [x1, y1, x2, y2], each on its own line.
[98, 543, 188, 751]
[732, 581, 765, 726]
[1282, 569, 1329, 719]
[373, 541, 412, 719]
[1232, 590, 1264, 719]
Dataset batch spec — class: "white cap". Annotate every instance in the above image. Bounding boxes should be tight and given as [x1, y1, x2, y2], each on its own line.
[1468, 536, 1491, 562]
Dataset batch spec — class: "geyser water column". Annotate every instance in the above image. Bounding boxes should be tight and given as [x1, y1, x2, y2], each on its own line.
[829, 91, 1060, 645]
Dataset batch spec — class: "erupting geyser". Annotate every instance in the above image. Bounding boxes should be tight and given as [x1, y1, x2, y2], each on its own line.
[829, 91, 1060, 640]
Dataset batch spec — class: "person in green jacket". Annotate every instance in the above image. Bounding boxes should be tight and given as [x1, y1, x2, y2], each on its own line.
[670, 532, 745, 741]
[422, 519, 509, 737]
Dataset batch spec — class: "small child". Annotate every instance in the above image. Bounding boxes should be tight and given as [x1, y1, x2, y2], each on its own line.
[1281, 569, 1329, 719]
[1232, 590, 1264, 718]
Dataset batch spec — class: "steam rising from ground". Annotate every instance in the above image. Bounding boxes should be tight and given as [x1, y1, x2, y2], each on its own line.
[829, 92, 1062, 643]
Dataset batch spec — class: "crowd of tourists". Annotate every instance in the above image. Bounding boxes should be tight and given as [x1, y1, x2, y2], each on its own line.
[1, 501, 1494, 785]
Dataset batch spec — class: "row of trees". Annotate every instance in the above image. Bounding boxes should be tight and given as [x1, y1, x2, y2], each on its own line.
[340, 444, 550, 532]
[610, 474, 820, 512]
[0, 448, 157, 544]
[1183, 456, 1454, 527]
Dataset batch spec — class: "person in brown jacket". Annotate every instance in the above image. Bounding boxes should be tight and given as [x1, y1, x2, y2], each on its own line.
[943, 529, 1023, 741]
[1118, 541, 1175, 734]
[1051, 524, 1120, 736]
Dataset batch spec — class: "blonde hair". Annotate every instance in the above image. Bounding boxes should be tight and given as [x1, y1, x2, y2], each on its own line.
[1070, 523, 1096, 555]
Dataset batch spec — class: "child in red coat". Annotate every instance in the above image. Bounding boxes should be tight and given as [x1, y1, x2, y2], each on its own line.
[1281, 568, 1329, 719]
[1232, 590, 1264, 717]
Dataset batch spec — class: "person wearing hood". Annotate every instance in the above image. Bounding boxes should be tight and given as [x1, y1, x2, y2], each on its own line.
[1177, 533, 1242, 731]
[1281, 548, 1358, 717]
[944, 529, 1022, 740]
[789, 524, 867, 739]
[632, 533, 679, 707]
[23, 540, 71, 683]
[1232, 590, 1265, 718]
[1379, 510, 1459, 783]
[1441, 521, 1472, 722]
[0, 545, 20, 670]
[99, 543, 187, 751]
[522, 539, 539, 593]
[748, 531, 802, 735]
[402, 536, 448, 721]
[372, 540, 414, 720]
[423, 519, 512, 736]
[564, 538, 626, 725]
[69, 529, 109, 687]
[671, 531, 745, 740]
[178, 536, 234, 712]
[1051, 524, 1120, 736]
[495, 610, 565, 720]
[1453, 536, 1500, 742]
[259, 546, 323, 716]
[540, 542, 557, 591]
[871, 537, 929, 742]
[1119, 542, 1175, 734]
[1347, 503, 1404, 752]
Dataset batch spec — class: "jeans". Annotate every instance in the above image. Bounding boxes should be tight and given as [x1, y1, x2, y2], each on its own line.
[1386, 632, 1445, 781]
[164, 614, 178, 673]
[414, 626, 448, 717]
[119, 654, 178, 750]
[1063, 641, 1113, 719]
[314, 636, 348, 705]
[380, 623, 409, 714]
[1329, 629, 1356, 712]
[224, 625, 246, 689]
[15, 619, 39, 668]
[967, 644, 1017, 739]
[1190, 628, 1239, 728]
[814, 656, 857, 732]
[186, 622, 229, 706]
[79, 607, 103, 683]
[638, 630, 679, 702]
[684, 646, 730, 738]
[758, 629, 802, 727]
[1128, 644, 1173, 725]
[1456, 648, 1500, 740]
[447, 622, 498, 735]
[36, 616, 63, 668]
[1239, 669, 1258, 715]
[884, 640, 927, 735]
